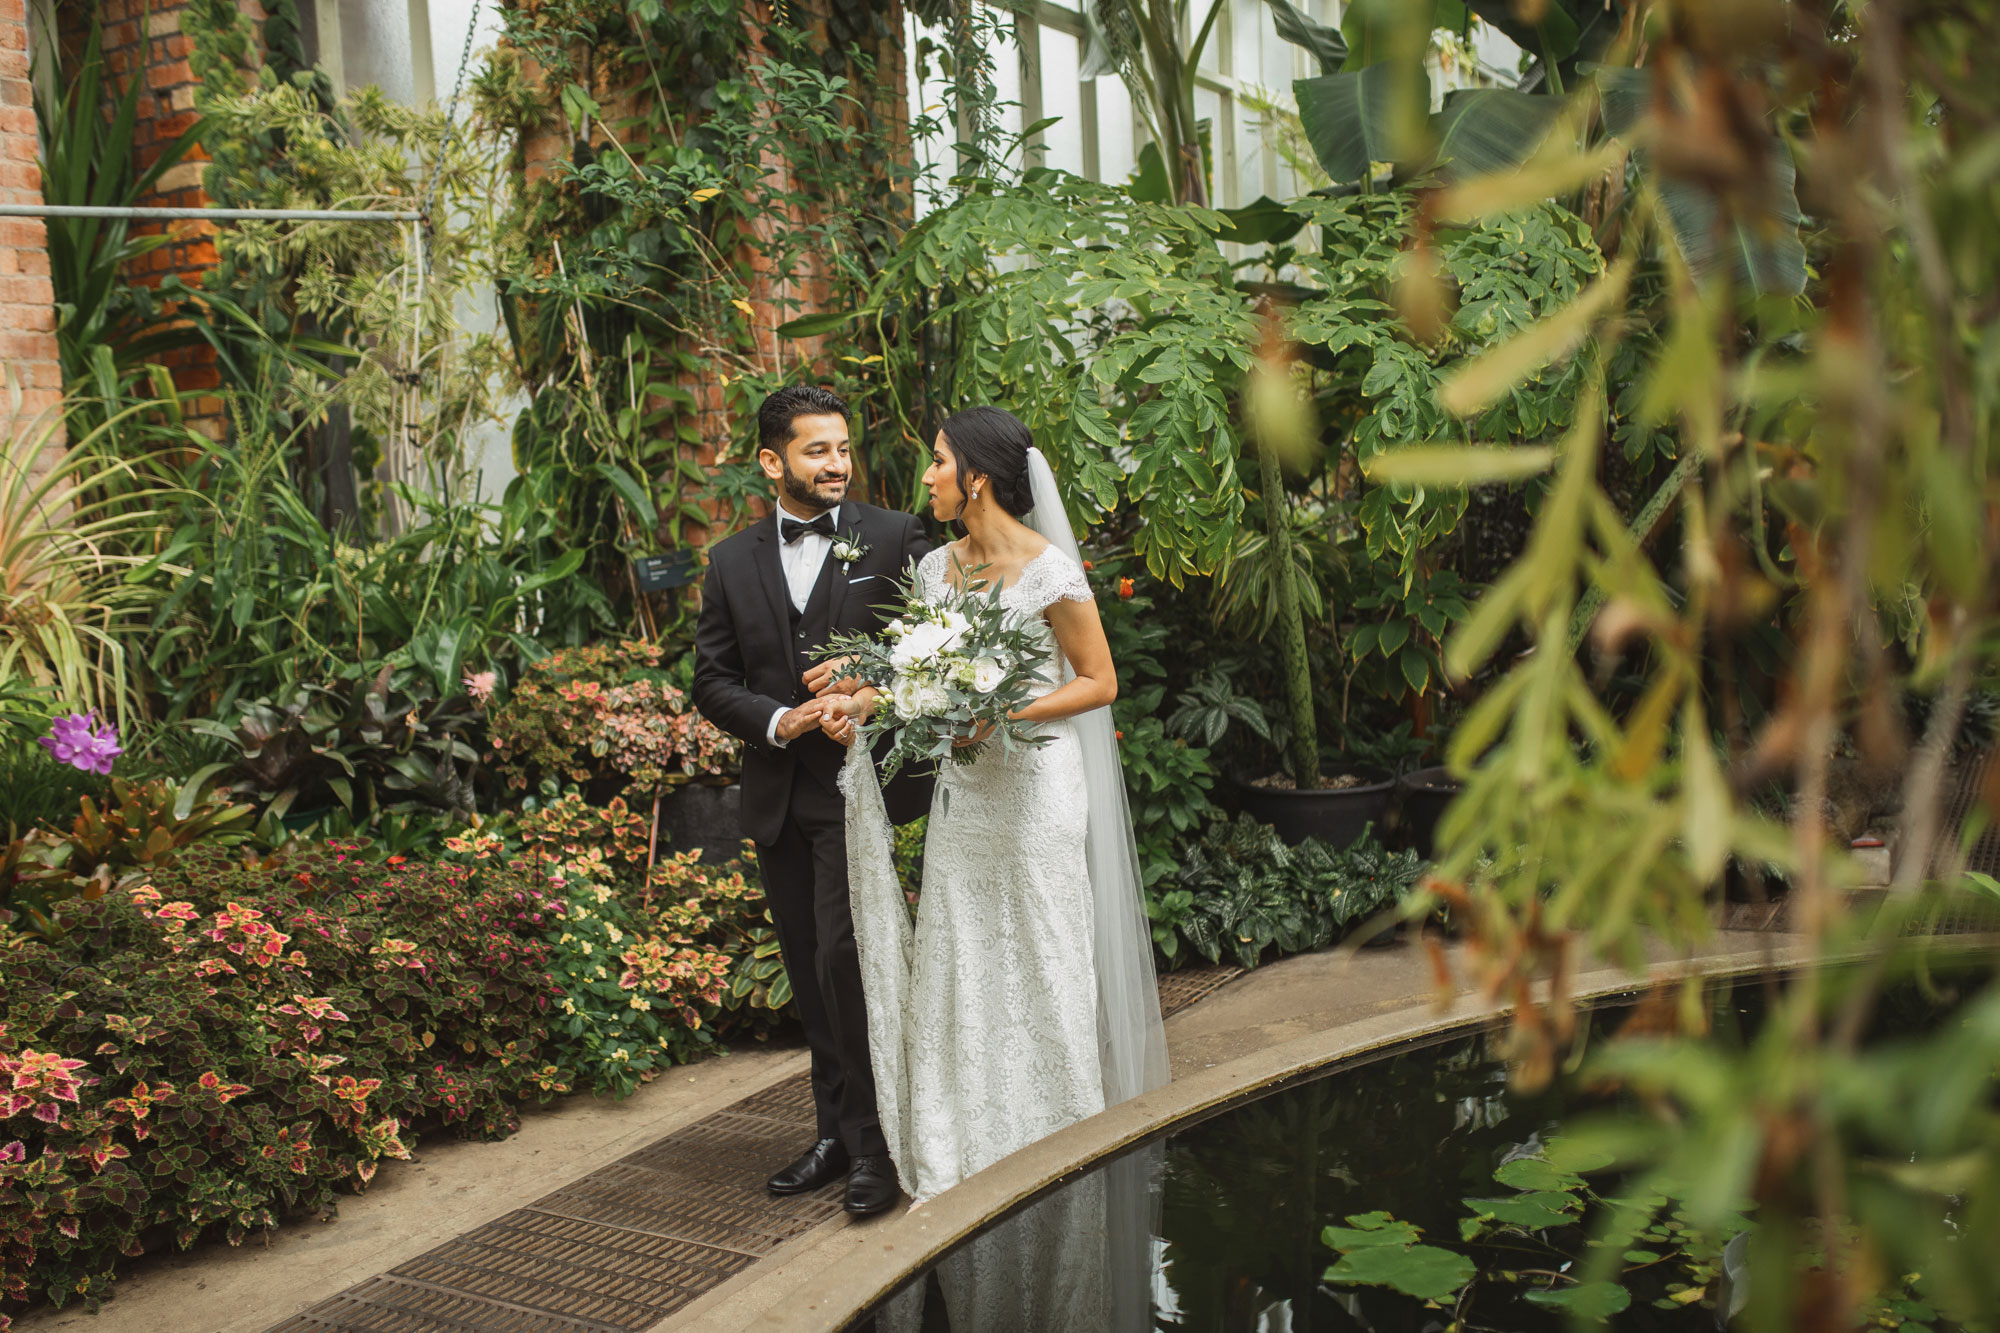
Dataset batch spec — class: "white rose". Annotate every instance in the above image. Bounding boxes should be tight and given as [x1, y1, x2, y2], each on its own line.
[918, 681, 951, 714]
[891, 674, 926, 719]
[904, 622, 951, 661]
[970, 657, 1005, 693]
[942, 610, 970, 636]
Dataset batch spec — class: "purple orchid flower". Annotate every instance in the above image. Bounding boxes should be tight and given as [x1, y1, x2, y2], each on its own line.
[39, 710, 122, 776]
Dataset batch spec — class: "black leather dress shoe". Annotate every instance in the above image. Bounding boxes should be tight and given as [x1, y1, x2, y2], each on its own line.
[768, 1138, 850, 1195]
[844, 1154, 900, 1216]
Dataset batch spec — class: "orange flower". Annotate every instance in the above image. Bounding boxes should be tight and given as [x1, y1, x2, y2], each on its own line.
[1115, 730, 1125, 740]
[1081, 559, 1094, 571]
[1117, 577, 1135, 599]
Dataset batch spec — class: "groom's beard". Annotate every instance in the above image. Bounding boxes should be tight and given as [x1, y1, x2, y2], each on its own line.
[781, 458, 846, 511]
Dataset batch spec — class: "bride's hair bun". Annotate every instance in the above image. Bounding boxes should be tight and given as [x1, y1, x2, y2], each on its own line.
[938, 406, 1036, 517]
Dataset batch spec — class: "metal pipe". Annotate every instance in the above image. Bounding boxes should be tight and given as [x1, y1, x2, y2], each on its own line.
[0, 204, 423, 222]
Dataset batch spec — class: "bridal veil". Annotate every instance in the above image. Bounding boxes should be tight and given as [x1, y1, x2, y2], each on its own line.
[1021, 445, 1170, 1107]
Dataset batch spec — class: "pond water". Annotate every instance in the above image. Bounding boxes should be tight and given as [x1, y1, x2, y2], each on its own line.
[857, 982, 1964, 1333]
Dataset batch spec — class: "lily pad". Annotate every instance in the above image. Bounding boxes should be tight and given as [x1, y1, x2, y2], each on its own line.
[1465, 1190, 1581, 1230]
[1326, 1243, 1477, 1303]
[1494, 1155, 1585, 1192]
[1524, 1281, 1633, 1317]
[1322, 1212, 1422, 1250]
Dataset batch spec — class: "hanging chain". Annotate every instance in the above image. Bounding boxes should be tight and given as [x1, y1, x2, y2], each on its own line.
[419, 0, 484, 237]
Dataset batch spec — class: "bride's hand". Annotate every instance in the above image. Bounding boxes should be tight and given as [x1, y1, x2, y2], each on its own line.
[819, 690, 875, 746]
[952, 719, 996, 749]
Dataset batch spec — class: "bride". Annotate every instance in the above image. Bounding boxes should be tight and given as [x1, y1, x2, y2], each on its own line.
[814, 405, 1169, 1204]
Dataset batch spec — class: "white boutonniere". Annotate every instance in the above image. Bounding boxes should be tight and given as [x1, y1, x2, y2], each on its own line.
[832, 535, 870, 572]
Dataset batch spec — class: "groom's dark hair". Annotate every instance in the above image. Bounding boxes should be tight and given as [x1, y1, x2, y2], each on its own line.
[938, 406, 1036, 518]
[757, 385, 849, 457]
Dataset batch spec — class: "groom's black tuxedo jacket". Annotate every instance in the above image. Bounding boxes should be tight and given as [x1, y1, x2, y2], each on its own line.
[692, 501, 934, 847]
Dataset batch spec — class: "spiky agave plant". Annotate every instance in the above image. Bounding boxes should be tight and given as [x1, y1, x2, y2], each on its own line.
[0, 396, 201, 730]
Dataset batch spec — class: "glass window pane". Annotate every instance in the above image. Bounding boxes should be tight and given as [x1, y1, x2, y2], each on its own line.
[990, 20, 1025, 148]
[1235, 89, 1265, 203]
[905, 10, 953, 219]
[1038, 24, 1086, 177]
[1262, 7, 1300, 90]
[1232, 0, 1264, 82]
[1195, 83, 1224, 203]
[1094, 79, 1137, 186]
[1197, 0, 1223, 75]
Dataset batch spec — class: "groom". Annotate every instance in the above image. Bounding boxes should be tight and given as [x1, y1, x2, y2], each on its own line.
[692, 385, 931, 1217]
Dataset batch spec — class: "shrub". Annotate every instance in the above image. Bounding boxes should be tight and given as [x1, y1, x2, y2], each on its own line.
[1, 775, 257, 943]
[0, 845, 568, 1320]
[487, 642, 739, 793]
[449, 796, 789, 1044]
[1150, 815, 1426, 969]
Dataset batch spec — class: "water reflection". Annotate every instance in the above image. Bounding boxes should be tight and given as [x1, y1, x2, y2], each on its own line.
[871, 1148, 1163, 1333]
[860, 1029, 1572, 1333]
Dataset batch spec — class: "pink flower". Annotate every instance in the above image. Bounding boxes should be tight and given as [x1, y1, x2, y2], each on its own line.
[39, 710, 122, 775]
[465, 670, 498, 704]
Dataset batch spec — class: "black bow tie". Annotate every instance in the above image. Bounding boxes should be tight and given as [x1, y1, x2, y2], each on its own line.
[781, 512, 837, 544]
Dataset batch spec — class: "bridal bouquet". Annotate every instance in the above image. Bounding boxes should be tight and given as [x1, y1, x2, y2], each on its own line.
[820, 568, 1052, 781]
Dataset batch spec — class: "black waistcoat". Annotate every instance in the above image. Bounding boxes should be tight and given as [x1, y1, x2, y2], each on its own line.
[785, 554, 843, 792]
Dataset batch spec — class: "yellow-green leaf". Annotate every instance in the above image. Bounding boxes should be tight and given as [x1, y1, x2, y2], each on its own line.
[1439, 256, 1631, 418]
[1364, 445, 1556, 487]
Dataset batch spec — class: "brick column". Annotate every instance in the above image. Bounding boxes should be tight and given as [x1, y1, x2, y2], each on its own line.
[0, 0, 63, 469]
[81, 0, 270, 435]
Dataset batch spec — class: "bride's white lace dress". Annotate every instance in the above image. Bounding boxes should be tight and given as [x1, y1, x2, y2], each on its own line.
[840, 543, 1106, 1203]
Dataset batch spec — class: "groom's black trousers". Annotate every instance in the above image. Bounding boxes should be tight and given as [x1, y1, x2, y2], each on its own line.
[756, 767, 887, 1158]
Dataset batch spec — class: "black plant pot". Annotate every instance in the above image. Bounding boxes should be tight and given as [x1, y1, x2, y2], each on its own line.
[1396, 765, 1461, 860]
[657, 781, 746, 858]
[1233, 766, 1394, 847]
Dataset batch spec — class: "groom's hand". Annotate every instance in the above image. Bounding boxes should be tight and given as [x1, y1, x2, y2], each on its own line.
[803, 657, 861, 697]
[774, 697, 836, 742]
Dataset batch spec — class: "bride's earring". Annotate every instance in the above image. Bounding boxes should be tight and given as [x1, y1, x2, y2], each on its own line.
[970, 486, 980, 502]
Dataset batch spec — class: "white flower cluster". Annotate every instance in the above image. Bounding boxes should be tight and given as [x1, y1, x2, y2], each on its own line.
[883, 604, 1006, 720]
[820, 564, 1052, 782]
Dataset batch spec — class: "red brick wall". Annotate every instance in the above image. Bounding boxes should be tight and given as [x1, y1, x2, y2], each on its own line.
[0, 0, 62, 469]
[82, 0, 271, 433]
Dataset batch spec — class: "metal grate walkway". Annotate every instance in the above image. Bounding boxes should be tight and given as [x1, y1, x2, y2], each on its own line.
[265, 964, 1243, 1332]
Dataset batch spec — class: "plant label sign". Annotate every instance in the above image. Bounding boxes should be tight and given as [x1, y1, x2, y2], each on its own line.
[633, 551, 697, 592]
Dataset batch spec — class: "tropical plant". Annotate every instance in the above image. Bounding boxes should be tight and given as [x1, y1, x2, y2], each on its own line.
[1240, 189, 1601, 788]
[146, 401, 607, 720]
[1393, 0, 2000, 1326]
[850, 170, 1257, 583]
[192, 670, 482, 840]
[1154, 815, 1423, 968]
[0, 404, 200, 729]
[178, 3, 511, 532]
[540, 877, 732, 1098]
[33, 17, 207, 398]
[1166, 667, 1272, 751]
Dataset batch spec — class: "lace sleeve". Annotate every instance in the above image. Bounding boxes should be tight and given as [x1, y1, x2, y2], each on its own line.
[1026, 547, 1093, 610]
[915, 546, 950, 598]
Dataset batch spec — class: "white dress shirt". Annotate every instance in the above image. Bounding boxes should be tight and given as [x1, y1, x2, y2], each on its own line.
[767, 504, 839, 748]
